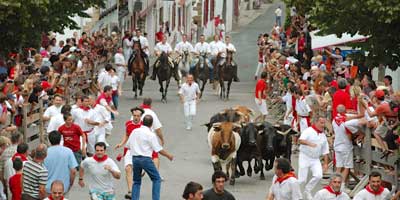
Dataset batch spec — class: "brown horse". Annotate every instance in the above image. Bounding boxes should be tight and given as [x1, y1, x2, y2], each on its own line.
[130, 41, 146, 99]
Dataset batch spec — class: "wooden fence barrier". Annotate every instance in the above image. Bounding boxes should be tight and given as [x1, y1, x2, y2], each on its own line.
[349, 127, 399, 197]
[20, 99, 45, 150]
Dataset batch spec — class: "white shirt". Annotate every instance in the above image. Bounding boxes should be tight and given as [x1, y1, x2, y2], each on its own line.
[353, 187, 391, 200]
[133, 35, 150, 55]
[44, 105, 62, 119]
[222, 43, 236, 57]
[332, 116, 353, 152]
[175, 41, 194, 54]
[275, 8, 282, 17]
[47, 113, 65, 133]
[123, 38, 132, 50]
[179, 82, 200, 102]
[126, 126, 163, 157]
[4, 157, 27, 182]
[71, 108, 96, 132]
[313, 188, 350, 200]
[92, 104, 112, 132]
[269, 175, 302, 200]
[296, 97, 312, 116]
[110, 75, 120, 91]
[154, 42, 172, 54]
[282, 92, 293, 111]
[81, 157, 120, 192]
[142, 108, 162, 131]
[194, 42, 210, 54]
[299, 127, 329, 159]
[114, 52, 125, 66]
[44, 197, 68, 200]
[209, 41, 225, 56]
[98, 70, 112, 90]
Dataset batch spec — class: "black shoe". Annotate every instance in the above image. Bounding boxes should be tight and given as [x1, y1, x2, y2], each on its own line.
[234, 76, 240, 82]
[124, 192, 132, 199]
[150, 75, 156, 80]
[128, 72, 132, 76]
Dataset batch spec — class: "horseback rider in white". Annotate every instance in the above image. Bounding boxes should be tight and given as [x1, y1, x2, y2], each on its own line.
[151, 36, 175, 80]
[209, 35, 226, 82]
[192, 34, 211, 76]
[131, 29, 150, 76]
[174, 34, 194, 74]
[219, 35, 240, 82]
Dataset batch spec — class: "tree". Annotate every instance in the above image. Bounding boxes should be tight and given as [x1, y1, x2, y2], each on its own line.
[284, 0, 400, 70]
[0, 0, 104, 55]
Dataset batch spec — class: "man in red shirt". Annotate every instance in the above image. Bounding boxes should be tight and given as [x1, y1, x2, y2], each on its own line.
[332, 78, 352, 119]
[58, 113, 87, 166]
[115, 107, 144, 199]
[254, 72, 269, 122]
[8, 158, 22, 200]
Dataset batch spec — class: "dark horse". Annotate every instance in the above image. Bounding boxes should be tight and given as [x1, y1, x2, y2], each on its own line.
[192, 52, 209, 99]
[217, 50, 235, 100]
[129, 41, 146, 99]
[155, 52, 173, 103]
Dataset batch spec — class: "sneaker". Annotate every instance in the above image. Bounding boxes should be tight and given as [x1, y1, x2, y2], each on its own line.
[124, 192, 132, 199]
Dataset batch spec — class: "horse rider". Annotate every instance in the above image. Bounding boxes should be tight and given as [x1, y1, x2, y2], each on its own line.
[174, 34, 194, 63]
[209, 35, 226, 82]
[191, 34, 212, 77]
[151, 36, 176, 80]
[219, 35, 240, 82]
[130, 29, 150, 76]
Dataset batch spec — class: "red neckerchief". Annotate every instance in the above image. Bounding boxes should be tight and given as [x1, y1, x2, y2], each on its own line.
[12, 153, 28, 161]
[79, 106, 90, 111]
[140, 104, 151, 109]
[274, 171, 296, 184]
[324, 186, 341, 196]
[365, 184, 384, 195]
[334, 113, 346, 126]
[48, 196, 64, 200]
[93, 154, 108, 163]
[311, 125, 323, 134]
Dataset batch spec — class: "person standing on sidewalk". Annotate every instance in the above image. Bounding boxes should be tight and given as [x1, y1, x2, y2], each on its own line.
[274, 6, 282, 27]
[126, 115, 174, 200]
[22, 144, 48, 200]
[44, 131, 78, 195]
[179, 74, 200, 131]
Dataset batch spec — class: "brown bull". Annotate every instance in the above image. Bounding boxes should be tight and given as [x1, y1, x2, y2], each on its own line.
[207, 122, 241, 185]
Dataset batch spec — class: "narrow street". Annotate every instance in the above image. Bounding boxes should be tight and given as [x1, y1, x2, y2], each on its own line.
[69, 2, 297, 199]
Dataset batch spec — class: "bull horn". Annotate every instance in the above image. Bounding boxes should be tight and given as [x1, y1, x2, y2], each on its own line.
[273, 124, 280, 128]
[277, 129, 292, 135]
[212, 122, 222, 128]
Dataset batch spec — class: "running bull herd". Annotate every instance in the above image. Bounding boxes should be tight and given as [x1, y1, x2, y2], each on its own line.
[204, 106, 297, 185]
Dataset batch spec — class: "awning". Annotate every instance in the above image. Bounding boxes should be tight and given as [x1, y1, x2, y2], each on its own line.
[311, 30, 369, 50]
[139, 0, 156, 18]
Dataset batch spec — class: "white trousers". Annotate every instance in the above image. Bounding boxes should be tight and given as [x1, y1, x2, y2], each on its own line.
[298, 153, 323, 193]
[87, 128, 106, 154]
[184, 100, 196, 128]
[255, 61, 264, 76]
[116, 66, 126, 85]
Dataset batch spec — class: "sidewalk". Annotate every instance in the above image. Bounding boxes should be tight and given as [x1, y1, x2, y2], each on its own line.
[234, 1, 274, 31]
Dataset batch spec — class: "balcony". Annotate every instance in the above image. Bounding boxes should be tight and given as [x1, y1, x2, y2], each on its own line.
[99, 4, 118, 20]
[118, 0, 129, 19]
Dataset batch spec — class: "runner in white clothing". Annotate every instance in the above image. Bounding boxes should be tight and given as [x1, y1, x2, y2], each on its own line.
[267, 158, 302, 200]
[179, 75, 200, 130]
[114, 47, 126, 84]
[298, 116, 330, 200]
[353, 171, 391, 200]
[312, 173, 350, 200]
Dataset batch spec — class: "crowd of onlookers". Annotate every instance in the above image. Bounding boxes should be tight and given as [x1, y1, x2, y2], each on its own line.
[254, 5, 400, 199]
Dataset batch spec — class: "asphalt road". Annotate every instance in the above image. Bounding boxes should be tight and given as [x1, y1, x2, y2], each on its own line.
[68, 2, 295, 199]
